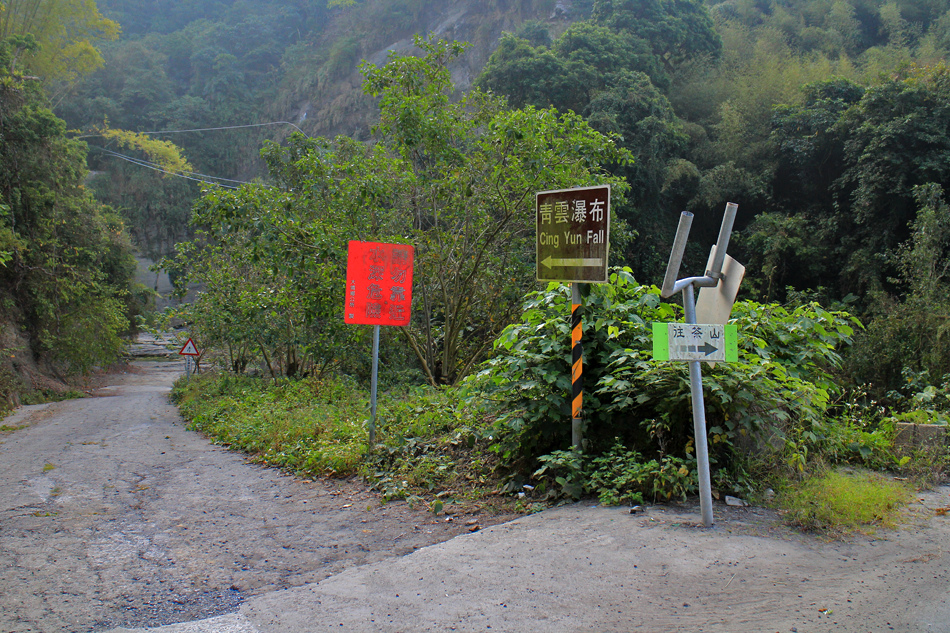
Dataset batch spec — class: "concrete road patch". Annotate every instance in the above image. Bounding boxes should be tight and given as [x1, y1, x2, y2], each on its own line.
[238, 499, 950, 633]
[107, 613, 257, 633]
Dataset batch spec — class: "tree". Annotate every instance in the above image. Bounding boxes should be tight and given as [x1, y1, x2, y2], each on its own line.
[583, 70, 689, 279]
[180, 36, 631, 386]
[740, 77, 865, 299]
[475, 33, 596, 113]
[763, 64, 950, 299]
[1, 35, 135, 373]
[836, 64, 950, 252]
[585, 71, 687, 201]
[552, 21, 669, 90]
[476, 19, 677, 113]
[176, 134, 390, 380]
[846, 183, 950, 394]
[0, 0, 120, 87]
[362, 36, 632, 385]
[475, 2, 721, 283]
[591, 0, 721, 72]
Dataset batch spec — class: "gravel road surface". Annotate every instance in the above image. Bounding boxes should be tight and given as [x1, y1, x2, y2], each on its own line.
[0, 359, 500, 633]
[3, 356, 950, 633]
[106, 494, 950, 633]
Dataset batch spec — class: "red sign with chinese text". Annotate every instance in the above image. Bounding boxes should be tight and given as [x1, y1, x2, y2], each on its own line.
[344, 241, 414, 326]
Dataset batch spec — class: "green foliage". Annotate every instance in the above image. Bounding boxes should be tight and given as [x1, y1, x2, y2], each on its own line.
[60, 0, 329, 258]
[821, 386, 899, 470]
[834, 64, 950, 289]
[592, 0, 722, 72]
[172, 371, 505, 512]
[466, 269, 664, 462]
[173, 372, 369, 475]
[476, 1, 722, 279]
[53, 0, 950, 322]
[587, 441, 697, 503]
[729, 61, 950, 305]
[0, 0, 121, 87]
[175, 35, 630, 386]
[1, 43, 135, 373]
[467, 268, 860, 497]
[528, 442, 698, 503]
[47, 296, 128, 372]
[0, 366, 25, 416]
[778, 469, 912, 534]
[845, 182, 950, 394]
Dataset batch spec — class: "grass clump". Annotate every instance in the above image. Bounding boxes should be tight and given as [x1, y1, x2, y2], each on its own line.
[172, 373, 369, 476]
[778, 469, 913, 535]
[171, 372, 506, 513]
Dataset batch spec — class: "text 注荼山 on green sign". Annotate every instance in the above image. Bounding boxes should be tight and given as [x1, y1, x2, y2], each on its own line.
[653, 323, 738, 363]
[536, 185, 610, 284]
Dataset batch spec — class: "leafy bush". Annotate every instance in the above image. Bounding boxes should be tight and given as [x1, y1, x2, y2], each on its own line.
[467, 268, 860, 494]
[821, 387, 898, 471]
[466, 269, 674, 463]
[529, 440, 698, 505]
[791, 383, 949, 488]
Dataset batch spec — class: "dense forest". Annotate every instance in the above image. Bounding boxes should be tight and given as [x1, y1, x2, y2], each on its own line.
[3, 0, 950, 503]
[46, 0, 948, 388]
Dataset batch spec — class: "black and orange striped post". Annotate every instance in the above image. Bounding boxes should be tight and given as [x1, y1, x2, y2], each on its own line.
[571, 283, 584, 449]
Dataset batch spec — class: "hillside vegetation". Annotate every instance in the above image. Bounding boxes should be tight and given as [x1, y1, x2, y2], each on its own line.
[1, 2, 137, 407]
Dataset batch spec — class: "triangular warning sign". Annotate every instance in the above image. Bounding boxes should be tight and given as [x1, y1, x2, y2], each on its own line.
[178, 338, 199, 356]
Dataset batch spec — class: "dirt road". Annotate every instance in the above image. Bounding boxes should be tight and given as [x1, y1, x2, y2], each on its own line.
[3, 358, 950, 633]
[0, 360, 499, 633]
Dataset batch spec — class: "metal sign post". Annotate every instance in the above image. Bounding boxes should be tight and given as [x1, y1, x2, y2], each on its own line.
[536, 185, 611, 451]
[178, 338, 200, 381]
[659, 202, 740, 528]
[370, 325, 380, 445]
[571, 283, 583, 449]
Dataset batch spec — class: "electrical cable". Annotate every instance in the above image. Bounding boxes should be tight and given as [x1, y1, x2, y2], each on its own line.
[138, 121, 309, 136]
[83, 119, 307, 186]
[92, 147, 270, 189]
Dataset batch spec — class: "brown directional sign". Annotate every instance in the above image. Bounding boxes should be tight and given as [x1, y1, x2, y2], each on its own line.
[536, 185, 610, 283]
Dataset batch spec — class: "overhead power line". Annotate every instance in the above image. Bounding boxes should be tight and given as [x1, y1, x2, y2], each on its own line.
[84, 119, 309, 186]
[139, 121, 310, 136]
[92, 147, 272, 189]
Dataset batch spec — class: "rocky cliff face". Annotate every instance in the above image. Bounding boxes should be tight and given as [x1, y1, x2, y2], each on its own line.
[289, 0, 581, 141]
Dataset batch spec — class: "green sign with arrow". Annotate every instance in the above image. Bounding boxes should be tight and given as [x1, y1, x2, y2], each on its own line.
[653, 323, 738, 362]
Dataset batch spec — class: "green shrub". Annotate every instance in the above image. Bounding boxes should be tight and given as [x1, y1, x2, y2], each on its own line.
[466, 268, 859, 493]
[529, 441, 698, 504]
[587, 440, 698, 504]
[174, 372, 369, 476]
